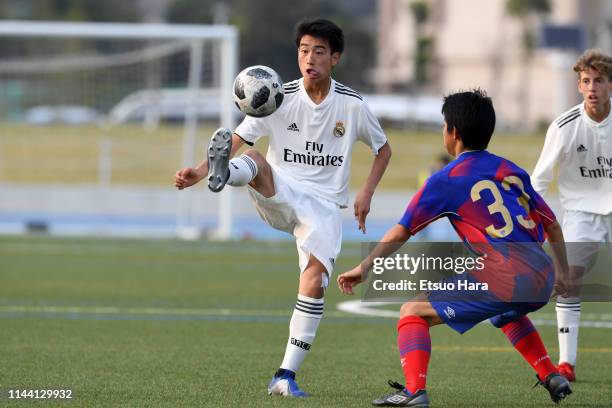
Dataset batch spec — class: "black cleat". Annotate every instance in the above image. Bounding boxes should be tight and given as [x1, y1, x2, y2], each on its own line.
[372, 381, 429, 407]
[533, 373, 572, 404]
[207, 128, 232, 192]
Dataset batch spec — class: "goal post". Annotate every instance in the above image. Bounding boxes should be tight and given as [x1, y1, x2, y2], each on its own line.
[0, 20, 238, 240]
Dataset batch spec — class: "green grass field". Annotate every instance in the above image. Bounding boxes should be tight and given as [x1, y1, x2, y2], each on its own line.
[0, 124, 551, 190]
[1, 236, 610, 407]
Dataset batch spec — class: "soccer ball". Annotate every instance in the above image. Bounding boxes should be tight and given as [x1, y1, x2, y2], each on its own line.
[233, 65, 284, 118]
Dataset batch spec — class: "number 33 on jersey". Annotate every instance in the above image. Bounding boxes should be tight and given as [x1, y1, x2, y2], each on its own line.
[399, 150, 556, 244]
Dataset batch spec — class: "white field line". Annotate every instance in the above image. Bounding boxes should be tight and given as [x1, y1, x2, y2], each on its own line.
[0, 305, 284, 316]
[430, 345, 612, 353]
[0, 304, 354, 319]
[336, 300, 612, 329]
[3, 302, 612, 329]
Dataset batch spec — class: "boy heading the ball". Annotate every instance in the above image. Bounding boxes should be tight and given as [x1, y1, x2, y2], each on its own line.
[337, 90, 572, 406]
[174, 18, 391, 397]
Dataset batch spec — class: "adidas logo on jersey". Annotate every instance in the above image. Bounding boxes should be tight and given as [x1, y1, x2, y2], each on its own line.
[287, 122, 299, 132]
[577, 144, 587, 152]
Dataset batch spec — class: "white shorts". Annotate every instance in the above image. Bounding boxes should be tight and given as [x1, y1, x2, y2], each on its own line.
[562, 210, 612, 268]
[247, 169, 342, 279]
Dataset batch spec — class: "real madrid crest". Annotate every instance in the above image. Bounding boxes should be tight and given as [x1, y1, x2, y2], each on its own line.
[333, 121, 345, 137]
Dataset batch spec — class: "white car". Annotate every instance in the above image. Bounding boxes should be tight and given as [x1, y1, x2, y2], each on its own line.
[24, 105, 103, 125]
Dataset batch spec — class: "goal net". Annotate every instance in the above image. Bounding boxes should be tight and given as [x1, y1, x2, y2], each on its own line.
[0, 20, 238, 239]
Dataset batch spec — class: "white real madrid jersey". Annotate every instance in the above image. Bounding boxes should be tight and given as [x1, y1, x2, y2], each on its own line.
[531, 99, 612, 215]
[234, 78, 388, 208]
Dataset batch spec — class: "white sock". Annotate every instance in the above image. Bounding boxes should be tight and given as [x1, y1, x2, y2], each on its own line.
[226, 155, 257, 186]
[556, 296, 580, 365]
[279, 294, 324, 373]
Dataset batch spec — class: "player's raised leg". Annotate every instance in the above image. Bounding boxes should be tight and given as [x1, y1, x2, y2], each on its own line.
[241, 149, 275, 197]
[268, 255, 327, 398]
[206, 128, 273, 195]
[206, 128, 233, 192]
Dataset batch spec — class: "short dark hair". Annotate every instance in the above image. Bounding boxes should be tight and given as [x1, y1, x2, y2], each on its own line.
[294, 18, 344, 54]
[441, 89, 496, 150]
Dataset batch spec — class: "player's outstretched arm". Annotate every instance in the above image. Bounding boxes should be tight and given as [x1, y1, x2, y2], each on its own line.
[354, 142, 392, 233]
[337, 223, 410, 295]
[545, 220, 570, 298]
[174, 163, 208, 190]
[174, 133, 246, 190]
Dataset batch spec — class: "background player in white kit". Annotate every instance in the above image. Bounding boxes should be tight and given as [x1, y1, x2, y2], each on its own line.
[532, 49, 612, 382]
[175, 18, 391, 397]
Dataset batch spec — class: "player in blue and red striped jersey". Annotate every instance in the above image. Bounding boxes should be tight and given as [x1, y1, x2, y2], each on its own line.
[337, 89, 573, 407]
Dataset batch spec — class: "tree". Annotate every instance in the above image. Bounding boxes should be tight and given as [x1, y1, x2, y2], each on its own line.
[410, 0, 434, 89]
[28, 0, 141, 22]
[167, 0, 376, 90]
[167, 0, 220, 24]
[506, 0, 551, 130]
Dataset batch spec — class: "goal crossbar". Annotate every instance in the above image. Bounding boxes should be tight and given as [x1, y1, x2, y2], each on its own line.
[0, 20, 237, 40]
[0, 20, 238, 240]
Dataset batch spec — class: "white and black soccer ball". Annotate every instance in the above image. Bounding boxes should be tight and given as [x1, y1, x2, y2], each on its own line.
[233, 65, 284, 118]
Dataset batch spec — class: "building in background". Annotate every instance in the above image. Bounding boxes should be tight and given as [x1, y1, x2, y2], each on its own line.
[372, 0, 612, 129]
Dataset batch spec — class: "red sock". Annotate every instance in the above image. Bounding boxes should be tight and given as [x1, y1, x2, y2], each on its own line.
[397, 316, 431, 394]
[501, 316, 557, 379]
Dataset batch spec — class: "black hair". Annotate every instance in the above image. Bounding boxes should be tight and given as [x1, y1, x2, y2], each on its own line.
[294, 18, 344, 54]
[441, 89, 496, 150]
